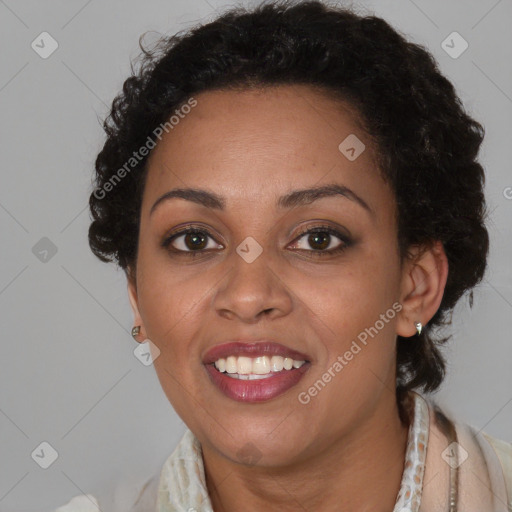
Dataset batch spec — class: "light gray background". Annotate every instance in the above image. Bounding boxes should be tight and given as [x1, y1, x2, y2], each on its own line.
[0, 0, 511, 510]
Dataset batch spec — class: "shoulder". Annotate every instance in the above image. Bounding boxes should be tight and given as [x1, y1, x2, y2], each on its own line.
[53, 494, 100, 512]
[128, 472, 160, 511]
[52, 473, 162, 512]
[128, 430, 200, 510]
[52, 431, 193, 512]
[482, 431, 512, 462]
[481, 432, 512, 489]
[425, 392, 512, 510]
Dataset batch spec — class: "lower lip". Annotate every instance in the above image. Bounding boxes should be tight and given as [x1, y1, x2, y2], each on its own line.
[204, 363, 311, 402]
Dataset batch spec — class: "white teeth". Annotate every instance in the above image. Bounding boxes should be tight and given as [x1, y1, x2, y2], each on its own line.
[226, 373, 274, 380]
[252, 356, 270, 374]
[213, 355, 306, 375]
[237, 356, 253, 375]
[225, 356, 237, 374]
[270, 355, 284, 372]
[216, 358, 226, 373]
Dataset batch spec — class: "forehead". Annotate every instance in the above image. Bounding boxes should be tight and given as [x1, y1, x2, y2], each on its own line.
[142, 85, 390, 215]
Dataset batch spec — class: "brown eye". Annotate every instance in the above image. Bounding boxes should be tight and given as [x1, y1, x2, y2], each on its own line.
[307, 231, 331, 250]
[289, 225, 353, 257]
[182, 231, 208, 250]
[162, 228, 222, 254]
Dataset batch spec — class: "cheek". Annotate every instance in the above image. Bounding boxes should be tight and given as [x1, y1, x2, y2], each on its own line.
[312, 245, 400, 372]
[317, 249, 398, 323]
[137, 238, 198, 309]
[136, 267, 207, 416]
[139, 282, 200, 351]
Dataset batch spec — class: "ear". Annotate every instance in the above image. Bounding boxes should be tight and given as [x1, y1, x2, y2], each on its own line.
[127, 267, 144, 337]
[396, 240, 449, 337]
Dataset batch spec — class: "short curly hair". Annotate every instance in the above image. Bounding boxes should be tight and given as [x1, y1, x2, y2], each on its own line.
[88, 0, 489, 399]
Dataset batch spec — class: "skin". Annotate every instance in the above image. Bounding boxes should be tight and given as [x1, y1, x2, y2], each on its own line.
[127, 84, 448, 512]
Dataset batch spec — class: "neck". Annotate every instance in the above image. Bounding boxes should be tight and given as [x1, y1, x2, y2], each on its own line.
[202, 391, 411, 512]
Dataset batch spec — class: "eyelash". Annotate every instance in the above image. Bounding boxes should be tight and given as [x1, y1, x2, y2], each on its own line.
[161, 224, 352, 259]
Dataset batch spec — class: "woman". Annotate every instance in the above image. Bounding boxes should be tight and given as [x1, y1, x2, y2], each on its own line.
[56, 1, 512, 510]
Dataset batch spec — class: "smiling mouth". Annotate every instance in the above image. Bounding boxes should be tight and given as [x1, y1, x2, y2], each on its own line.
[201, 340, 312, 402]
[204, 356, 311, 402]
[209, 354, 307, 379]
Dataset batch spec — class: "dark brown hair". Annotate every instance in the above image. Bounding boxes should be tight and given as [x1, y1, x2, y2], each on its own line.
[88, 0, 489, 398]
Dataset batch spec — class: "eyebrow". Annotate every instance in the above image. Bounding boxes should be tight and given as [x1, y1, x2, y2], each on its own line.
[149, 183, 373, 217]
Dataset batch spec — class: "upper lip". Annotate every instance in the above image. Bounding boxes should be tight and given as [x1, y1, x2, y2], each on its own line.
[202, 340, 311, 365]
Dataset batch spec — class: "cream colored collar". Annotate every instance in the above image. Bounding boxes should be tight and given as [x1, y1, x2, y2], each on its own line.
[153, 390, 510, 511]
[55, 391, 511, 511]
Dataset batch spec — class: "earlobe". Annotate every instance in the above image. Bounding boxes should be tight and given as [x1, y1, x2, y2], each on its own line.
[127, 272, 144, 332]
[396, 241, 449, 338]
[127, 278, 139, 317]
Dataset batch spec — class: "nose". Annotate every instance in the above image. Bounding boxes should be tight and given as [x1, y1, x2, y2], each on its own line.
[212, 245, 294, 323]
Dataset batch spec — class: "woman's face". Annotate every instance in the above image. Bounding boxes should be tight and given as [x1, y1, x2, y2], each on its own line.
[128, 85, 409, 466]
